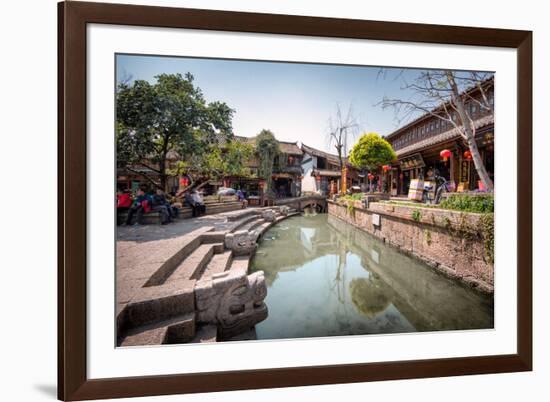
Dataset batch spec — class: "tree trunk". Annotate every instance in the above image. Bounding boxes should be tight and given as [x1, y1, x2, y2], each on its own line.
[446, 71, 494, 191]
[336, 145, 344, 194]
[466, 135, 492, 190]
[158, 133, 170, 192]
[158, 152, 167, 191]
[126, 167, 163, 190]
[158, 173, 167, 192]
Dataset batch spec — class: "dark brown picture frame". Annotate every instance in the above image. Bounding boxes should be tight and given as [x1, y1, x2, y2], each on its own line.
[58, 1, 532, 400]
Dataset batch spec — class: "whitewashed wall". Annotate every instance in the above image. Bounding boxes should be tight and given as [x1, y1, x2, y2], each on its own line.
[301, 153, 318, 193]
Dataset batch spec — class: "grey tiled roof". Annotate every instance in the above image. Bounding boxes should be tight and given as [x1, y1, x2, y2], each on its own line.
[301, 143, 346, 166]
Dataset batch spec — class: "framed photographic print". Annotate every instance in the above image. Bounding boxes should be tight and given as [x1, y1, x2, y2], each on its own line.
[58, 1, 532, 400]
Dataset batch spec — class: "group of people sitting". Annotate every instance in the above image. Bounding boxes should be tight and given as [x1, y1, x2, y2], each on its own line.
[117, 186, 207, 225]
[117, 187, 180, 225]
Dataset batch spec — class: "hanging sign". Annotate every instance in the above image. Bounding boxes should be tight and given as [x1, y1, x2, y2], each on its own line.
[399, 153, 425, 170]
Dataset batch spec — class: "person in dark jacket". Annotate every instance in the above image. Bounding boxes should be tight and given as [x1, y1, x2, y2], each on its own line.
[125, 189, 152, 225]
[152, 189, 172, 224]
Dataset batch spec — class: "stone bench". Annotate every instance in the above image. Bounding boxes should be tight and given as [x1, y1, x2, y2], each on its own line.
[117, 201, 246, 224]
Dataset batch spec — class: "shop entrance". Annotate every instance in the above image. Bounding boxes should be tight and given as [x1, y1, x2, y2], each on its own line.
[274, 178, 292, 198]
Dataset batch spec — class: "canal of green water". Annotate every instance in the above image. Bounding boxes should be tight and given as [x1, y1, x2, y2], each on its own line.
[250, 213, 494, 340]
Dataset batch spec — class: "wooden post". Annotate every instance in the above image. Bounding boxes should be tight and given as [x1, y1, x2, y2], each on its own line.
[341, 167, 347, 194]
[450, 151, 455, 189]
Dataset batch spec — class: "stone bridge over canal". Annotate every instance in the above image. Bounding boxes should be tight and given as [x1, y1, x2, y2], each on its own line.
[274, 195, 327, 213]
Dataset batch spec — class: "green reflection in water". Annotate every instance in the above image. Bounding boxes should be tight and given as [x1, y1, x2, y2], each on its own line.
[250, 214, 493, 340]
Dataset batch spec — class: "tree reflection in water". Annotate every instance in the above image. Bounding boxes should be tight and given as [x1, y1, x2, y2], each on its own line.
[250, 214, 493, 340]
[349, 276, 392, 319]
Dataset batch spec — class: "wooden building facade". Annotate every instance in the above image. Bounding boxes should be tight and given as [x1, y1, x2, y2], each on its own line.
[301, 143, 360, 196]
[223, 136, 304, 198]
[385, 80, 494, 196]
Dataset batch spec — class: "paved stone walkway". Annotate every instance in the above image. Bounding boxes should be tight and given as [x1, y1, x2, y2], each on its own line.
[117, 207, 262, 243]
[116, 206, 291, 345]
[116, 207, 266, 316]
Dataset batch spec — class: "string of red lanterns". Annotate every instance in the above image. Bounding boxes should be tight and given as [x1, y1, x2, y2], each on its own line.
[440, 149, 474, 162]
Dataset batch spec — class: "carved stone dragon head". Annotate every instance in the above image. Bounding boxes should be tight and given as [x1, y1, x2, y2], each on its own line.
[195, 270, 268, 339]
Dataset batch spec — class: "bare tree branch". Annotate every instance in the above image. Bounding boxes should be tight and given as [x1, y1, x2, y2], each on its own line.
[378, 68, 494, 190]
[326, 103, 360, 193]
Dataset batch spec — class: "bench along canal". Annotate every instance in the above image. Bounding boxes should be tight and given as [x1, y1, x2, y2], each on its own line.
[250, 213, 493, 340]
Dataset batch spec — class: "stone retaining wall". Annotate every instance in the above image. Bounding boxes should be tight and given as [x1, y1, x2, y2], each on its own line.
[327, 200, 494, 293]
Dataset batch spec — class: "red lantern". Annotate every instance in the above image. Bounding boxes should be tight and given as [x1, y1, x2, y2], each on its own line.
[463, 150, 472, 160]
[440, 149, 452, 162]
[382, 165, 391, 172]
[179, 176, 191, 187]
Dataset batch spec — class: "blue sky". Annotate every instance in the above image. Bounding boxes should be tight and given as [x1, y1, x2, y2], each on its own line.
[116, 54, 480, 153]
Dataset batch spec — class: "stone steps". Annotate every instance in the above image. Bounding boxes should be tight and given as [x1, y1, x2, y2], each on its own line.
[199, 250, 233, 281]
[119, 313, 195, 347]
[251, 220, 273, 240]
[117, 226, 214, 334]
[116, 205, 295, 346]
[167, 243, 223, 283]
[180, 201, 244, 215]
[229, 214, 261, 233]
[227, 255, 249, 276]
[225, 208, 262, 222]
[201, 231, 226, 244]
[251, 213, 295, 240]
[236, 217, 265, 233]
[122, 242, 223, 329]
[144, 236, 204, 287]
[124, 278, 196, 328]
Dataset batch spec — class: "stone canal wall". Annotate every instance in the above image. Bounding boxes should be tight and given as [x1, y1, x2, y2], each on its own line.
[327, 200, 494, 293]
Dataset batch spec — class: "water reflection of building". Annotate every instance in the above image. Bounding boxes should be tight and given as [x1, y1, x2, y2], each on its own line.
[327, 215, 494, 331]
[253, 215, 493, 340]
[251, 216, 339, 286]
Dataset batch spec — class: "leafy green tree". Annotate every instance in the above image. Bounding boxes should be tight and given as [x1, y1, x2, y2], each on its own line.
[116, 73, 234, 190]
[168, 140, 254, 188]
[223, 140, 255, 177]
[255, 129, 280, 196]
[349, 132, 396, 171]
